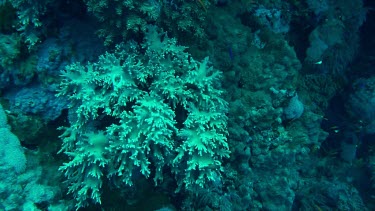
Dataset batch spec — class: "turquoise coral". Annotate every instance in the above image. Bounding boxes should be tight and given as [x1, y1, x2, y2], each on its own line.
[57, 26, 229, 208]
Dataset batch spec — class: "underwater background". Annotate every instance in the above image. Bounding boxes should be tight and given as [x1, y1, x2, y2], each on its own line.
[0, 0, 374, 210]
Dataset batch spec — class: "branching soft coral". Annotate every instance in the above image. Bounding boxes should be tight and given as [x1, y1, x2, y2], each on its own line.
[57, 26, 229, 208]
[82, 0, 209, 46]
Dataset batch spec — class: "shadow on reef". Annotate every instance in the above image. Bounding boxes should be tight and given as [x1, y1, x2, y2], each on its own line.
[319, 92, 375, 208]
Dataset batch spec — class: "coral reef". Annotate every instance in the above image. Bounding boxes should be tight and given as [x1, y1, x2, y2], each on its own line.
[0, 0, 374, 210]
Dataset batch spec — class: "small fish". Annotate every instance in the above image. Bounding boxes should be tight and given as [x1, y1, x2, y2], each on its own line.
[228, 46, 234, 61]
[315, 60, 323, 65]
